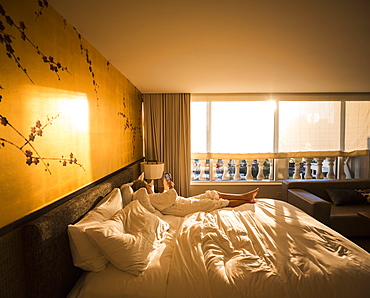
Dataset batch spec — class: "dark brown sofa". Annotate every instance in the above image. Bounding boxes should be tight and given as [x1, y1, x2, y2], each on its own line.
[281, 179, 370, 237]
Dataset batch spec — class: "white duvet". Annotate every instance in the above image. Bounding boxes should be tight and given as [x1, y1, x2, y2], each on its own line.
[69, 199, 370, 298]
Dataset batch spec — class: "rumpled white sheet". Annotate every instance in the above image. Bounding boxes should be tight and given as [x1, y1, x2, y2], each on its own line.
[69, 199, 370, 298]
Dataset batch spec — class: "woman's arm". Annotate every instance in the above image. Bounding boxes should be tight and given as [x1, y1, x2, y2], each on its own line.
[149, 188, 178, 211]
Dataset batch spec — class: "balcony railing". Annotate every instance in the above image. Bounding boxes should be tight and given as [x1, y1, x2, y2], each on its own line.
[191, 151, 369, 182]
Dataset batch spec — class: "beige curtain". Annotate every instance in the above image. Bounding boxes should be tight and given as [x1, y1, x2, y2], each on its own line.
[143, 93, 190, 197]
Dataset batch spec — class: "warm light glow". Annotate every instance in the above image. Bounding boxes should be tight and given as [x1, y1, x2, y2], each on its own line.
[25, 85, 91, 174]
[59, 97, 89, 133]
[191, 102, 208, 153]
[268, 99, 277, 111]
[191, 101, 275, 154]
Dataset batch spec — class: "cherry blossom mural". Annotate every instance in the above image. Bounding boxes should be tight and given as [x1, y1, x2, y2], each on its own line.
[0, 3, 70, 83]
[0, 110, 84, 174]
[0, 0, 143, 228]
[118, 95, 142, 155]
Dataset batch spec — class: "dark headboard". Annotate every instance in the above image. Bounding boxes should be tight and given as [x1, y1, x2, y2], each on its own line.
[22, 166, 135, 298]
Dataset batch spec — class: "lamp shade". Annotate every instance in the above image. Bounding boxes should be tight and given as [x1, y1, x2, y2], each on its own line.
[142, 162, 164, 180]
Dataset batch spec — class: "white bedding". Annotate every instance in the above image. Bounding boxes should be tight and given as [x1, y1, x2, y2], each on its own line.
[69, 199, 370, 298]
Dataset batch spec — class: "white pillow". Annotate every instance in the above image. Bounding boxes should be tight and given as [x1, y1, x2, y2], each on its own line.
[120, 183, 133, 206]
[68, 188, 123, 272]
[133, 188, 156, 213]
[86, 200, 169, 276]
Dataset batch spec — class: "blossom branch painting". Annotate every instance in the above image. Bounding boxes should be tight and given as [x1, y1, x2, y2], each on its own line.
[118, 96, 142, 155]
[73, 28, 100, 105]
[34, 0, 49, 21]
[0, 112, 84, 174]
[0, 3, 70, 83]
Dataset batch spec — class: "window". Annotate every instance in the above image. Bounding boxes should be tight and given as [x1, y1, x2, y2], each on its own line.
[191, 102, 208, 153]
[279, 101, 341, 152]
[191, 101, 275, 154]
[345, 101, 370, 152]
[191, 93, 370, 182]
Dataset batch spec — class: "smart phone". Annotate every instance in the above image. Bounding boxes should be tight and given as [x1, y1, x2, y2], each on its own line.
[165, 173, 172, 182]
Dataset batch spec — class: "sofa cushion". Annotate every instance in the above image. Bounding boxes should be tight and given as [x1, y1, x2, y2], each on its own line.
[356, 189, 370, 203]
[326, 188, 367, 206]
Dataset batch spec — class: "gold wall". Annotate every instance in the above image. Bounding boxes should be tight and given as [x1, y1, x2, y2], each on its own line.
[0, 0, 143, 228]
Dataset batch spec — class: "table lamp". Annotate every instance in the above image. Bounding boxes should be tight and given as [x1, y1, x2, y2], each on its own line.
[141, 161, 164, 180]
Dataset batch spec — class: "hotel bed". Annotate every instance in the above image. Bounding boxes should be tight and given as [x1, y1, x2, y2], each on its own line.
[21, 167, 370, 297]
[66, 180, 370, 298]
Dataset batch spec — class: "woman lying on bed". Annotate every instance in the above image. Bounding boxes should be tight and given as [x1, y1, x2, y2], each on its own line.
[131, 176, 259, 216]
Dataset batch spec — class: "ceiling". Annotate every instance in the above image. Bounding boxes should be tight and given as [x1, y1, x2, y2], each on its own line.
[48, 0, 370, 94]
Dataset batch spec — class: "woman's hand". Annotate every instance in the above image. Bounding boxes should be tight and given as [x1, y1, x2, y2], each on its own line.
[145, 183, 153, 194]
[163, 175, 175, 190]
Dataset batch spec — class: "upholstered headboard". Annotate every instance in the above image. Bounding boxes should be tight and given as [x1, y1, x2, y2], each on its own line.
[22, 167, 135, 298]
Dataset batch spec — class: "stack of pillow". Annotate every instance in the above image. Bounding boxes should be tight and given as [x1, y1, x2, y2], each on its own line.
[68, 179, 169, 276]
